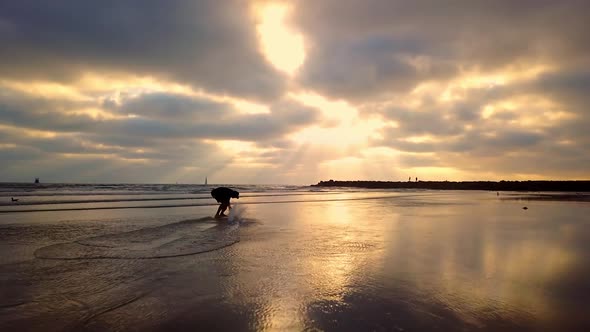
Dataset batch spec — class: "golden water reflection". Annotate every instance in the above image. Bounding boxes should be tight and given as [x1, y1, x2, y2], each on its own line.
[225, 193, 589, 330]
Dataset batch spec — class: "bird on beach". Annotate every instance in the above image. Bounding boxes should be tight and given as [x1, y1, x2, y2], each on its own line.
[11, 197, 19, 202]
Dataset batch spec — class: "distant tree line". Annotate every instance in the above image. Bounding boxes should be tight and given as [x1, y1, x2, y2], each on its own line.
[312, 180, 590, 192]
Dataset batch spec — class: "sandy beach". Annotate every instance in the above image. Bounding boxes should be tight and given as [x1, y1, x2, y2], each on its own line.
[1, 188, 590, 331]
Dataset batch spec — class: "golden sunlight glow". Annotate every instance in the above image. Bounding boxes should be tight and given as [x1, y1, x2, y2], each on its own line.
[0, 79, 92, 101]
[319, 157, 366, 180]
[543, 110, 576, 121]
[404, 166, 462, 180]
[0, 124, 58, 139]
[482, 105, 495, 119]
[209, 139, 274, 167]
[457, 64, 552, 89]
[288, 92, 385, 148]
[557, 139, 574, 146]
[417, 64, 554, 103]
[255, 2, 305, 76]
[290, 92, 356, 121]
[0, 73, 267, 119]
[483, 96, 576, 128]
[232, 99, 270, 114]
[78, 74, 193, 95]
[459, 74, 508, 89]
[79, 73, 270, 115]
[290, 126, 360, 147]
[70, 107, 124, 120]
[403, 135, 436, 143]
[213, 139, 258, 153]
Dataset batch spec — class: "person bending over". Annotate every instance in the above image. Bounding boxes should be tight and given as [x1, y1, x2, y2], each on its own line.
[211, 187, 239, 218]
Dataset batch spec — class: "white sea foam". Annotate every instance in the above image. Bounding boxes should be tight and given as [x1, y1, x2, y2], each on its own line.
[228, 203, 247, 223]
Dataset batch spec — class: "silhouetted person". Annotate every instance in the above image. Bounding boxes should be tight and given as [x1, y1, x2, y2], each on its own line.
[409, 177, 411, 182]
[416, 177, 418, 182]
[211, 187, 239, 218]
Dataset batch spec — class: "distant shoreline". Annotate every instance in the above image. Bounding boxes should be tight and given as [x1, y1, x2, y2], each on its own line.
[312, 180, 590, 192]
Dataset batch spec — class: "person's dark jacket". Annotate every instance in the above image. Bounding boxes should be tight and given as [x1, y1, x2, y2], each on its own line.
[211, 187, 239, 203]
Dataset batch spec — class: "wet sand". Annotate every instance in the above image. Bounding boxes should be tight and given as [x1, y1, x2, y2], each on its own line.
[501, 192, 590, 202]
[1, 191, 590, 331]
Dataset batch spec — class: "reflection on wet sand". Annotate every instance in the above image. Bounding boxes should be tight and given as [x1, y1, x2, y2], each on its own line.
[219, 200, 392, 330]
[1, 191, 589, 331]
[376, 197, 587, 330]
[221, 193, 590, 331]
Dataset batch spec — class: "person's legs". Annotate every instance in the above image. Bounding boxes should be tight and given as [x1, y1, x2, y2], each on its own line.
[215, 199, 230, 218]
[219, 202, 229, 216]
[215, 204, 224, 218]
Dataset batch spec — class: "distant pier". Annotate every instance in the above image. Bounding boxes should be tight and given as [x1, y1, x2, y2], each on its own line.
[312, 180, 590, 192]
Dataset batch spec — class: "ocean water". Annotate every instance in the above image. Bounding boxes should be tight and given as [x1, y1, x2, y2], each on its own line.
[1, 183, 589, 331]
[0, 183, 317, 213]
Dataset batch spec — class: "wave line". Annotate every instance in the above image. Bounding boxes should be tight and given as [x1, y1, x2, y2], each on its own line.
[0, 194, 431, 214]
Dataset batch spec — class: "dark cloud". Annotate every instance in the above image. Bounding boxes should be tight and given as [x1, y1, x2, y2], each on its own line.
[383, 107, 465, 137]
[1, 1, 589, 181]
[293, 0, 590, 100]
[0, 145, 43, 162]
[368, 62, 590, 175]
[0, 125, 232, 183]
[254, 139, 295, 150]
[375, 115, 588, 179]
[441, 142, 590, 179]
[109, 94, 320, 141]
[118, 93, 230, 120]
[517, 70, 590, 156]
[0, 89, 320, 142]
[0, 0, 286, 101]
[0, 87, 324, 181]
[523, 70, 590, 112]
[0, 88, 98, 132]
[388, 133, 589, 179]
[377, 120, 546, 154]
[0, 124, 213, 163]
[1, 153, 205, 183]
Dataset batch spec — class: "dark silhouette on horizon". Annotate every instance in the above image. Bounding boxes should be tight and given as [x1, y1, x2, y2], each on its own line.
[313, 180, 590, 192]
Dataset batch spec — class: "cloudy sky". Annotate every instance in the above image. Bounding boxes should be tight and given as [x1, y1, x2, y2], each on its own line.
[1, 0, 588, 184]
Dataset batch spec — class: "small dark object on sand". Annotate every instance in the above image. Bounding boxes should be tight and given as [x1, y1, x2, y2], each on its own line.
[522, 206, 528, 210]
[11, 197, 19, 202]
